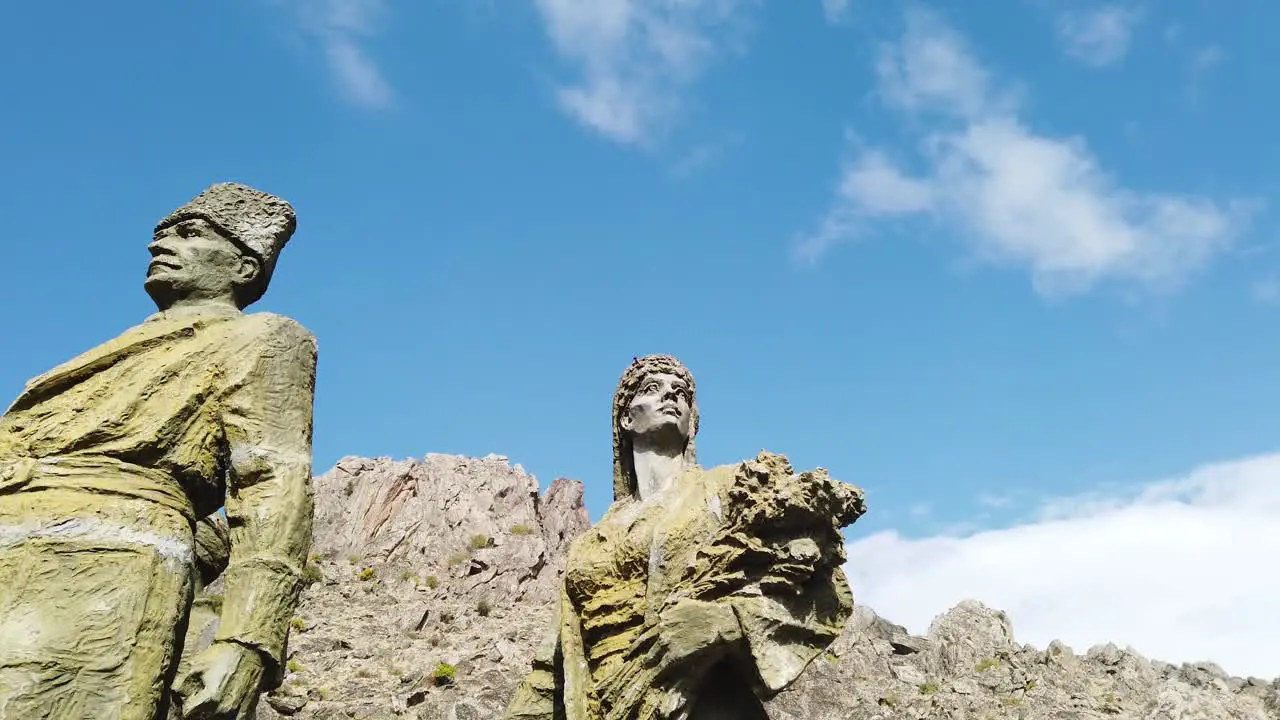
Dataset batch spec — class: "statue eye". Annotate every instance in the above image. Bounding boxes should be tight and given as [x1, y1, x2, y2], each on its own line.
[644, 382, 659, 394]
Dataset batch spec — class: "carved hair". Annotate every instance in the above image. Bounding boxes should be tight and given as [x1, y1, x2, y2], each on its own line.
[611, 354, 699, 501]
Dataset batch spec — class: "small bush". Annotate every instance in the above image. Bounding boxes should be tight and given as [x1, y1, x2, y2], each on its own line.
[976, 657, 1000, 672]
[447, 552, 470, 567]
[286, 659, 304, 674]
[467, 534, 490, 550]
[357, 567, 376, 581]
[432, 663, 457, 686]
[919, 682, 940, 695]
[423, 575, 439, 589]
[290, 617, 306, 632]
[347, 554, 360, 565]
[477, 598, 492, 617]
[510, 524, 535, 536]
[301, 560, 323, 586]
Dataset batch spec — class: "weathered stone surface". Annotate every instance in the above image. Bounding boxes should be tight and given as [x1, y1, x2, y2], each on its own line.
[312, 452, 587, 608]
[0, 182, 315, 720]
[502, 354, 865, 719]
[246, 452, 1278, 720]
[252, 453, 589, 720]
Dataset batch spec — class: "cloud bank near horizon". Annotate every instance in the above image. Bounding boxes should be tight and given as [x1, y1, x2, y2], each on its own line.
[844, 451, 1280, 680]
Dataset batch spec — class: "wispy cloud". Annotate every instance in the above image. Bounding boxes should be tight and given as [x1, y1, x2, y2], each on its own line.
[668, 132, 743, 179]
[821, 0, 850, 24]
[846, 451, 1280, 679]
[1185, 44, 1224, 100]
[796, 9, 1256, 298]
[1055, 4, 1142, 68]
[533, 0, 757, 145]
[284, 0, 392, 108]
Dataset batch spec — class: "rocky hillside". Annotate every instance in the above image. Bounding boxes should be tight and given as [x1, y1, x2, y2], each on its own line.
[241, 454, 1280, 720]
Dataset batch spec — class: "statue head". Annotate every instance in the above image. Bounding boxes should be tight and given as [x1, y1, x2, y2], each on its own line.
[611, 354, 699, 501]
[145, 182, 296, 310]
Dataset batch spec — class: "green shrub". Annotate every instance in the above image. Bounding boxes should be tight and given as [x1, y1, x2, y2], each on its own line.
[510, 524, 535, 536]
[357, 567, 376, 581]
[432, 663, 456, 686]
[468, 534, 490, 550]
[301, 560, 324, 586]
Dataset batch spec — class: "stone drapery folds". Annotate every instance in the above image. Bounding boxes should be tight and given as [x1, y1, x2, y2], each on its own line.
[0, 182, 316, 720]
[505, 355, 866, 720]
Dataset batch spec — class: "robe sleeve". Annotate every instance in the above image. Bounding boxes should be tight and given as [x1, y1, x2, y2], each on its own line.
[504, 598, 563, 720]
[727, 567, 854, 694]
[504, 579, 596, 720]
[212, 315, 318, 677]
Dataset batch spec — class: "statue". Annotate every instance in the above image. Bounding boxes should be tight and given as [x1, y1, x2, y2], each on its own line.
[168, 513, 289, 720]
[0, 182, 318, 720]
[505, 354, 866, 720]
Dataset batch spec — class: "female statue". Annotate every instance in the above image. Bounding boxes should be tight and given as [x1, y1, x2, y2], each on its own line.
[505, 355, 866, 720]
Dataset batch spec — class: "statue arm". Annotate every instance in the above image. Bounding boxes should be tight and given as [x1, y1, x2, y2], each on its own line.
[506, 579, 597, 720]
[212, 317, 318, 678]
[724, 568, 853, 695]
[504, 599, 563, 720]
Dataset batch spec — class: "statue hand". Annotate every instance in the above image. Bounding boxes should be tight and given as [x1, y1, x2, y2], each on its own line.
[654, 599, 742, 667]
[174, 641, 265, 719]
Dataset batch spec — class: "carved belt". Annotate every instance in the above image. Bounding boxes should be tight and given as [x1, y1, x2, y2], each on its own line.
[0, 453, 195, 525]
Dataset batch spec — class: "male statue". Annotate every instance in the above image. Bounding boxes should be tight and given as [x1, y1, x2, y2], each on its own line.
[0, 182, 318, 720]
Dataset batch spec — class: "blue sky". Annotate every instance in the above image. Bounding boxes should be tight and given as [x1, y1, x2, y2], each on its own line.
[3, 1, 1279, 675]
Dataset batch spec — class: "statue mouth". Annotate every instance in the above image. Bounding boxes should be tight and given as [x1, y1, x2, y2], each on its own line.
[659, 405, 681, 417]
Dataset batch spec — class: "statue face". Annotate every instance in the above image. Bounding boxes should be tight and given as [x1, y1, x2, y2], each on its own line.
[145, 218, 260, 310]
[620, 372, 693, 445]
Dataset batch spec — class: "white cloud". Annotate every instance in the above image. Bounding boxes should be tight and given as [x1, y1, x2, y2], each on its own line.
[1056, 4, 1142, 67]
[533, 0, 756, 145]
[845, 452, 1280, 680]
[821, 0, 850, 24]
[285, 0, 392, 108]
[796, 9, 1255, 297]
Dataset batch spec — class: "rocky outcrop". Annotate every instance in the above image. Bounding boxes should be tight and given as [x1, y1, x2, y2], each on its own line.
[247, 454, 1279, 720]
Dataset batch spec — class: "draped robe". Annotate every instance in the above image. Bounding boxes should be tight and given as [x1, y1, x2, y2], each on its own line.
[505, 454, 857, 720]
[0, 306, 316, 720]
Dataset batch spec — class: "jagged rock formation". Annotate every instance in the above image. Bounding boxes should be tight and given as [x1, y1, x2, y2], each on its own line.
[248, 455, 1280, 719]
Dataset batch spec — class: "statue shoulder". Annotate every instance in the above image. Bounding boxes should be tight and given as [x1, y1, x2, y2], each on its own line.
[233, 312, 318, 352]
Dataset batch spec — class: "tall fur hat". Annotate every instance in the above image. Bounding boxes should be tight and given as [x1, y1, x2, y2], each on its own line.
[155, 182, 297, 304]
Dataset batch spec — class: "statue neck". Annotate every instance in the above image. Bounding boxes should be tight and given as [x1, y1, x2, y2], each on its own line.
[154, 296, 242, 319]
[630, 437, 687, 501]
